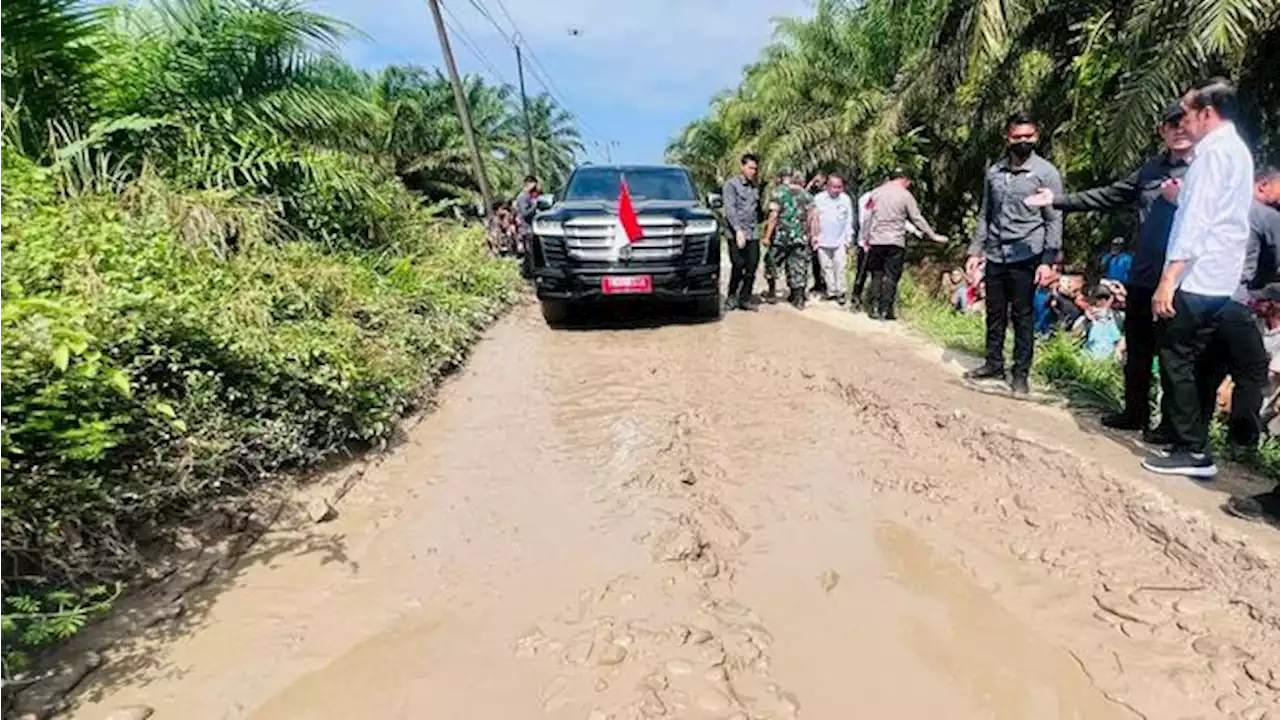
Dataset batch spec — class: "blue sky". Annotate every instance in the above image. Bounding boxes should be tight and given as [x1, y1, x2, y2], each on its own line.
[313, 0, 812, 164]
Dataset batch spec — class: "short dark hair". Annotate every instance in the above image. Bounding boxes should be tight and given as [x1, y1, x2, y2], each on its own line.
[1006, 111, 1037, 130]
[491, 200, 506, 211]
[1185, 77, 1238, 119]
[826, 172, 844, 184]
[524, 174, 538, 184]
[888, 167, 910, 180]
[741, 153, 759, 166]
[1256, 166, 1280, 183]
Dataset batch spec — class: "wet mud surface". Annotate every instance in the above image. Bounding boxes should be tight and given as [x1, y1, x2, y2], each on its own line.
[48, 300, 1280, 720]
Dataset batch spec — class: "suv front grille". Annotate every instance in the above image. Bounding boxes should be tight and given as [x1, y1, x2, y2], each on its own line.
[563, 216, 689, 263]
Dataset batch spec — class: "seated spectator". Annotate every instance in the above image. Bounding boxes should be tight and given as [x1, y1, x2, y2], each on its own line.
[1073, 285, 1123, 360]
[1034, 267, 1085, 335]
[942, 268, 964, 305]
[1099, 237, 1133, 284]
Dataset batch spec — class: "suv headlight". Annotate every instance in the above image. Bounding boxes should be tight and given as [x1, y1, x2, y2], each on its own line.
[532, 218, 564, 236]
[684, 219, 717, 235]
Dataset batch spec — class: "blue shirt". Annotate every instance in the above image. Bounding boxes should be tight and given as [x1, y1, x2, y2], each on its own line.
[1083, 312, 1122, 359]
[1034, 288, 1054, 334]
[1101, 252, 1133, 284]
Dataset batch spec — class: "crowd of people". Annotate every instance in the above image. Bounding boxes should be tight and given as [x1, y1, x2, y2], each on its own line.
[484, 174, 543, 258]
[718, 78, 1279, 524]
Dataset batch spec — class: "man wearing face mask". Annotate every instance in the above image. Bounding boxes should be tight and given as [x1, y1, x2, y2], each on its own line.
[964, 112, 1064, 395]
[1144, 78, 1254, 479]
[1024, 103, 1193, 438]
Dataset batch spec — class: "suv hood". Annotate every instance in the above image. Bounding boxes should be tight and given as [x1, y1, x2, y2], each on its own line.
[540, 199, 715, 223]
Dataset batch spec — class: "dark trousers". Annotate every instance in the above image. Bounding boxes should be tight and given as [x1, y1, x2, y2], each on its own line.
[1121, 285, 1159, 427]
[1157, 291, 1232, 453]
[811, 250, 826, 292]
[852, 245, 870, 303]
[726, 238, 760, 303]
[983, 258, 1037, 378]
[866, 245, 906, 317]
[1193, 300, 1270, 448]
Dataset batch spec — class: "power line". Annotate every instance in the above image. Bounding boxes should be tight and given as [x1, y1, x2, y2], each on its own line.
[440, 1, 509, 84]
[452, 0, 615, 159]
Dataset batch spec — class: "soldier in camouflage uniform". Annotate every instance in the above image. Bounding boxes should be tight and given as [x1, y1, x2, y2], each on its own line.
[761, 167, 815, 309]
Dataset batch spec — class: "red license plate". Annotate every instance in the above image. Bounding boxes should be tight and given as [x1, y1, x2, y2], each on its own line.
[601, 275, 653, 295]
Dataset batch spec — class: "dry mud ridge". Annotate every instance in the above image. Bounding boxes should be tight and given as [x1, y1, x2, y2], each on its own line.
[19, 300, 1280, 720]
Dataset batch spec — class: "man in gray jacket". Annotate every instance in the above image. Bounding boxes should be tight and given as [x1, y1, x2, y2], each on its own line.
[964, 112, 1064, 395]
[722, 153, 763, 311]
[863, 168, 948, 319]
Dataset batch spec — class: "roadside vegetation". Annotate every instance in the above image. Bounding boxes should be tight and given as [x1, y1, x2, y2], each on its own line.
[669, 0, 1279, 475]
[0, 0, 581, 676]
[896, 275, 1280, 476]
[666, 0, 1278, 265]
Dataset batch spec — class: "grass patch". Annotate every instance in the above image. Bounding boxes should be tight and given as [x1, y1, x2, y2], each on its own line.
[896, 275, 1280, 477]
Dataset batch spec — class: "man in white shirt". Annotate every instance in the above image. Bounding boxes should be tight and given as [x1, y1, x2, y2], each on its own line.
[1144, 78, 1255, 479]
[812, 174, 856, 303]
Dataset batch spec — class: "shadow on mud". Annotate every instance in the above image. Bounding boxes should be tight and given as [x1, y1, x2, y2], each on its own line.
[548, 297, 724, 331]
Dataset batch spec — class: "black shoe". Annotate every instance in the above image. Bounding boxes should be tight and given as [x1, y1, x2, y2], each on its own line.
[724, 296, 740, 311]
[790, 290, 806, 310]
[883, 310, 897, 321]
[965, 365, 1006, 381]
[764, 281, 778, 304]
[1101, 413, 1144, 431]
[836, 295, 848, 306]
[1224, 491, 1280, 524]
[739, 297, 759, 312]
[1010, 376, 1030, 395]
[1142, 425, 1174, 446]
[1142, 450, 1217, 479]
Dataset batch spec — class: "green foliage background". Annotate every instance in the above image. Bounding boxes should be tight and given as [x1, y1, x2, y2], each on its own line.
[0, 0, 556, 675]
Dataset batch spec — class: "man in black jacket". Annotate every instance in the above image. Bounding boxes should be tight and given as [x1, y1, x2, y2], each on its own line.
[1025, 104, 1193, 436]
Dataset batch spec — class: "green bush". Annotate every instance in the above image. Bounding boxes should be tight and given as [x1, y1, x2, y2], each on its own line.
[897, 273, 1280, 477]
[0, 150, 519, 668]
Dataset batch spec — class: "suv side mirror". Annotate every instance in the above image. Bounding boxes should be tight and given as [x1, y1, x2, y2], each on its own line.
[706, 193, 723, 209]
[536, 194, 555, 210]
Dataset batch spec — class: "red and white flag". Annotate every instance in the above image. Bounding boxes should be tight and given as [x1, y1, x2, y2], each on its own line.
[610, 178, 644, 260]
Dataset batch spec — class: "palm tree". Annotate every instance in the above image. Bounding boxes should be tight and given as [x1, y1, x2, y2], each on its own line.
[523, 93, 582, 192]
[669, 0, 1279, 260]
[1, 0, 102, 156]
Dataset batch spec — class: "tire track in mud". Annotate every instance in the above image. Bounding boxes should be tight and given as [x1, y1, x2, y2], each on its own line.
[802, 358, 1280, 720]
[515, 409, 799, 719]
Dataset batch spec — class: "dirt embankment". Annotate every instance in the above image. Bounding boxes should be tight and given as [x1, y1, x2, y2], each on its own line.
[14, 302, 1280, 720]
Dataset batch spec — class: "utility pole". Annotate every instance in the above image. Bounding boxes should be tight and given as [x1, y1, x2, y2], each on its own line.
[515, 42, 538, 177]
[426, 0, 493, 217]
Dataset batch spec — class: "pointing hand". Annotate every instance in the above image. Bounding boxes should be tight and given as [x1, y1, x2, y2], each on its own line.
[1023, 187, 1054, 208]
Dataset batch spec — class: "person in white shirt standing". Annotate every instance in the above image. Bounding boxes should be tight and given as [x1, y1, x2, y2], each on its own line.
[1144, 78, 1255, 478]
[812, 174, 856, 303]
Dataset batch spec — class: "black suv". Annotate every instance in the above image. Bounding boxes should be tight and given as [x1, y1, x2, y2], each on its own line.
[525, 164, 721, 324]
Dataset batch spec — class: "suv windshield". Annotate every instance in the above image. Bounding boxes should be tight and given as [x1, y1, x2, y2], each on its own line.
[564, 167, 696, 202]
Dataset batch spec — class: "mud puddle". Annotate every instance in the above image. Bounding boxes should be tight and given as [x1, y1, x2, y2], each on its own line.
[48, 302, 1279, 720]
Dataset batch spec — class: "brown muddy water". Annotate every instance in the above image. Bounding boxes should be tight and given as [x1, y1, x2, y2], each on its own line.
[54, 301, 1280, 720]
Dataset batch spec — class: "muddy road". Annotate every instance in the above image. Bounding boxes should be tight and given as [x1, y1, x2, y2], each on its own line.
[58, 301, 1280, 720]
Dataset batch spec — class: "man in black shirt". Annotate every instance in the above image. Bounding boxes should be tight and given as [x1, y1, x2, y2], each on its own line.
[1025, 104, 1193, 435]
